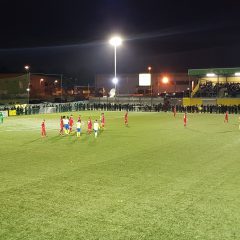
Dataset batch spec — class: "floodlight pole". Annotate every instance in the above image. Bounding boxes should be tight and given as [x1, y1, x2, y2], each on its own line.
[114, 45, 117, 78]
[148, 67, 152, 97]
[28, 72, 30, 105]
[60, 74, 63, 103]
[110, 36, 122, 97]
[148, 67, 153, 111]
[188, 75, 191, 98]
[114, 45, 117, 93]
[24, 66, 30, 105]
[88, 83, 90, 99]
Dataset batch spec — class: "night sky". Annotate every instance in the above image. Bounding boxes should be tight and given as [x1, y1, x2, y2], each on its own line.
[1, 0, 240, 85]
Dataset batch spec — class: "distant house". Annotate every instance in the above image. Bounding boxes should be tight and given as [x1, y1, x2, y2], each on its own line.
[0, 73, 63, 104]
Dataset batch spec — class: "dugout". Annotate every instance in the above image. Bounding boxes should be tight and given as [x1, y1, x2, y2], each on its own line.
[188, 67, 240, 98]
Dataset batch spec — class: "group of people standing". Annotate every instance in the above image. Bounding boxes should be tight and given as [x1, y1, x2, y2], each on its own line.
[59, 113, 105, 138]
[41, 112, 129, 138]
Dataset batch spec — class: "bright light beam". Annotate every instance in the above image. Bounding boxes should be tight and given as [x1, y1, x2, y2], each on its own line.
[206, 73, 216, 77]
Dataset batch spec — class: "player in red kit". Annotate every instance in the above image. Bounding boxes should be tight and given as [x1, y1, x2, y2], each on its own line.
[59, 116, 64, 135]
[87, 117, 92, 134]
[224, 111, 229, 123]
[78, 115, 81, 122]
[69, 115, 74, 132]
[101, 113, 105, 129]
[124, 111, 128, 126]
[183, 112, 187, 127]
[173, 105, 176, 117]
[41, 120, 46, 137]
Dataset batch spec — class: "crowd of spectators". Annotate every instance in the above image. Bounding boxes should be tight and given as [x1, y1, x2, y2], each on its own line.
[173, 104, 240, 114]
[1, 102, 240, 115]
[196, 82, 240, 97]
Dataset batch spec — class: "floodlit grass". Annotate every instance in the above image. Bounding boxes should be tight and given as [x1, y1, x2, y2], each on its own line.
[0, 111, 240, 240]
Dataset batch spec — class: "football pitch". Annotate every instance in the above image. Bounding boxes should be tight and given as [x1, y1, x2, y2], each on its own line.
[0, 111, 240, 240]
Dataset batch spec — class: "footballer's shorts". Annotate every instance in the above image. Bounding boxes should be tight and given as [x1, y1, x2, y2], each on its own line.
[77, 128, 81, 133]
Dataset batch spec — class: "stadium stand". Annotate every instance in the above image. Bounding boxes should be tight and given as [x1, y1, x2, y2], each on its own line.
[195, 82, 240, 98]
[189, 67, 240, 98]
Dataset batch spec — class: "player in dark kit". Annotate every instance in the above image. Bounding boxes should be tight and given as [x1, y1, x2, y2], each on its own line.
[173, 105, 176, 117]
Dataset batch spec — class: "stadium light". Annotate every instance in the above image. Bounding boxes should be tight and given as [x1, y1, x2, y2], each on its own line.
[24, 65, 30, 71]
[24, 65, 30, 105]
[109, 36, 122, 47]
[206, 73, 216, 77]
[235, 72, 240, 76]
[109, 36, 122, 96]
[147, 67, 153, 97]
[112, 77, 118, 85]
[112, 77, 118, 93]
[162, 76, 169, 84]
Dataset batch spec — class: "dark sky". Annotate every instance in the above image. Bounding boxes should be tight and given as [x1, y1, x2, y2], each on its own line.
[1, 0, 240, 85]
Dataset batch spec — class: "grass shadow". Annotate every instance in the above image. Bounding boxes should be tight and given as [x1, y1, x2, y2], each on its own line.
[216, 130, 235, 134]
[21, 137, 42, 146]
[185, 127, 205, 134]
[46, 135, 64, 143]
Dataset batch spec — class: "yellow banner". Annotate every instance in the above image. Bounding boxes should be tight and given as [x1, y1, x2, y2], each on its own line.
[8, 110, 17, 116]
[183, 98, 203, 106]
[217, 98, 240, 106]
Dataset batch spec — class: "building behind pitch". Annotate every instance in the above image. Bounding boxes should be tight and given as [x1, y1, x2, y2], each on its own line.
[95, 72, 191, 96]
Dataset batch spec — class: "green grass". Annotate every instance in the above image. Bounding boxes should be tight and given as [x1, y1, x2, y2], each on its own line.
[0, 111, 240, 240]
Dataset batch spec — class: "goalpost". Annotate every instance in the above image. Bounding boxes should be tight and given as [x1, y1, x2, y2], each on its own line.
[39, 106, 57, 114]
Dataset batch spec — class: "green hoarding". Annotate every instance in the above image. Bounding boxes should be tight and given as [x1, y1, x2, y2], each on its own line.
[188, 68, 240, 76]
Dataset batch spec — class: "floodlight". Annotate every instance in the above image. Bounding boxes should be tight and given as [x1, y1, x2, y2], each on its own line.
[112, 77, 118, 84]
[206, 73, 216, 77]
[162, 76, 169, 84]
[24, 65, 30, 71]
[109, 36, 122, 47]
